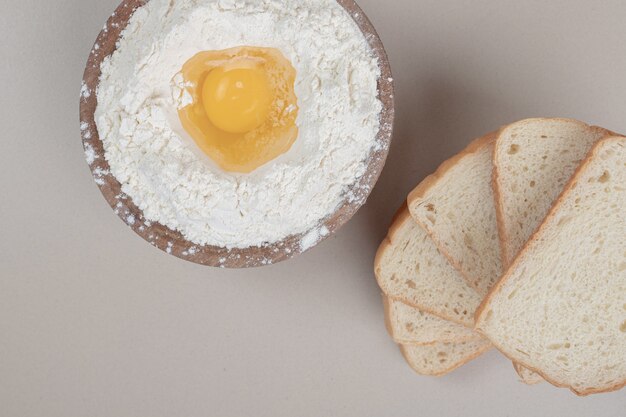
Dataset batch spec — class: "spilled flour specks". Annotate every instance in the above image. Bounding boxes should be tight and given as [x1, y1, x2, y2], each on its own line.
[300, 225, 330, 252]
[80, 82, 91, 100]
[84, 143, 97, 165]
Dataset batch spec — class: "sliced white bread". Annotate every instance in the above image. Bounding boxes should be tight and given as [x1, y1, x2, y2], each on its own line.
[406, 132, 539, 382]
[407, 133, 501, 296]
[400, 339, 492, 377]
[476, 137, 626, 396]
[494, 118, 613, 266]
[375, 205, 483, 327]
[494, 119, 614, 385]
[383, 296, 481, 345]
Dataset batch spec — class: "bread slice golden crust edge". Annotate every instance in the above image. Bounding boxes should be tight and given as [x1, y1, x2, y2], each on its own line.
[513, 362, 544, 385]
[399, 342, 493, 377]
[476, 136, 626, 396]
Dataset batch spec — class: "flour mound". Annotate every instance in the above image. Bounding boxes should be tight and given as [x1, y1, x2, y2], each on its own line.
[95, 0, 382, 248]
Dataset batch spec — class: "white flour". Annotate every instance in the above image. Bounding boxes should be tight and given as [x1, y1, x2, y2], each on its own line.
[95, 0, 382, 249]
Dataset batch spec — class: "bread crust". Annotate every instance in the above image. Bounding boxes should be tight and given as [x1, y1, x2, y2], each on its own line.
[399, 342, 492, 377]
[381, 294, 395, 340]
[512, 362, 544, 385]
[476, 136, 626, 396]
[406, 131, 499, 294]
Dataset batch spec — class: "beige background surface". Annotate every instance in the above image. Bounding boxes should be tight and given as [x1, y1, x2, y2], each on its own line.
[1, 0, 625, 415]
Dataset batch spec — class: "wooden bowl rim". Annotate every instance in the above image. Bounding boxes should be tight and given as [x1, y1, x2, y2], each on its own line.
[80, 0, 395, 268]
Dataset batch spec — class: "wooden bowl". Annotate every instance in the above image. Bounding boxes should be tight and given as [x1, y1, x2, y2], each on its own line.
[80, 0, 394, 268]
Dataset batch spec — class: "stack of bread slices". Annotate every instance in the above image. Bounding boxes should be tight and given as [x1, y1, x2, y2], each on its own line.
[375, 118, 625, 395]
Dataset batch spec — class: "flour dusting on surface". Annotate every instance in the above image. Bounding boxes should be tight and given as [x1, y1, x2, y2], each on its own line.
[84, 144, 97, 165]
[300, 226, 330, 252]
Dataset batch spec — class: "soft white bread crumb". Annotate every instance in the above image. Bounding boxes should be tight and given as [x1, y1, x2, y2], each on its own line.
[375, 206, 483, 327]
[407, 133, 501, 296]
[494, 118, 612, 266]
[400, 339, 492, 376]
[476, 137, 626, 396]
[383, 296, 481, 345]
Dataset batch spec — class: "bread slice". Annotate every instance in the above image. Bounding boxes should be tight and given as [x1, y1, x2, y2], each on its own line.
[494, 118, 612, 266]
[407, 133, 501, 296]
[476, 137, 626, 396]
[376, 206, 492, 375]
[375, 205, 483, 327]
[383, 296, 481, 345]
[400, 339, 492, 376]
[494, 119, 614, 386]
[406, 132, 541, 381]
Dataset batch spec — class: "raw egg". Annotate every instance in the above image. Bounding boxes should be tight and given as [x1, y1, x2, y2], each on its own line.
[176, 47, 299, 173]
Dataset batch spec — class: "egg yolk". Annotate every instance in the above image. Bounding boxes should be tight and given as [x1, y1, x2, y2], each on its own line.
[176, 47, 299, 173]
[203, 66, 272, 134]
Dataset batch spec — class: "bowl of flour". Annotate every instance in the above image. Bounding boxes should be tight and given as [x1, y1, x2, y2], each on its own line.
[80, 0, 394, 268]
